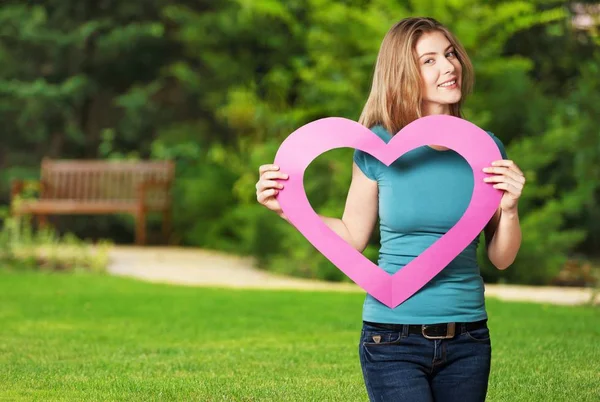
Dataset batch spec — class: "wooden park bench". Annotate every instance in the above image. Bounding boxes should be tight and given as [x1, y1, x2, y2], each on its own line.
[10, 159, 175, 245]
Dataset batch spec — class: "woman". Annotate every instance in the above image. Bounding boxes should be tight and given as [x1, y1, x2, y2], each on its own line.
[256, 17, 525, 402]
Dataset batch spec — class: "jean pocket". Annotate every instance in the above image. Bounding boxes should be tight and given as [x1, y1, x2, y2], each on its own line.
[362, 329, 403, 346]
[465, 326, 491, 343]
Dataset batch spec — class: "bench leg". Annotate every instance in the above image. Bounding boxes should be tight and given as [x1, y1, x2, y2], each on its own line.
[162, 208, 172, 244]
[135, 211, 146, 246]
[37, 215, 48, 229]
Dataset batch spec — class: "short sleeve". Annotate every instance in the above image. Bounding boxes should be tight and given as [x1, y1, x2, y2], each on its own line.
[353, 148, 377, 180]
[352, 125, 390, 181]
[486, 131, 508, 159]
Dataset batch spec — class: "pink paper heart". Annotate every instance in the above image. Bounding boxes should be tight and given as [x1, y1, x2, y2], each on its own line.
[274, 115, 502, 308]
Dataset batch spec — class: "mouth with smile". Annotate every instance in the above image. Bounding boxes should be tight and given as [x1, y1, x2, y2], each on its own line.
[438, 77, 459, 89]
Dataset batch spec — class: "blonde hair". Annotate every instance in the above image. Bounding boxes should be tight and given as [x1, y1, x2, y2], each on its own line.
[359, 17, 474, 134]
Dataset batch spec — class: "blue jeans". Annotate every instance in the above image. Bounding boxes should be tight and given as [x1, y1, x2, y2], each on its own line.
[359, 321, 492, 402]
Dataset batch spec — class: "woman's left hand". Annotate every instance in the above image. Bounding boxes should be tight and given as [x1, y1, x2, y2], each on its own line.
[483, 160, 526, 213]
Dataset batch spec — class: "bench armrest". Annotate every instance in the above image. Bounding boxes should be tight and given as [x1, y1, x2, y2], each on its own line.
[138, 179, 171, 190]
[11, 179, 48, 199]
[11, 179, 25, 199]
[136, 179, 172, 209]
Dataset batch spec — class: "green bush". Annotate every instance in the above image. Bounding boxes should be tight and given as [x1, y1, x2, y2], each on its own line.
[0, 206, 111, 273]
[2, 0, 596, 286]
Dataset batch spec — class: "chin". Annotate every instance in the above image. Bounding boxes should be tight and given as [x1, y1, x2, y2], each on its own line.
[442, 94, 462, 105]
[423, 95, 463, 114]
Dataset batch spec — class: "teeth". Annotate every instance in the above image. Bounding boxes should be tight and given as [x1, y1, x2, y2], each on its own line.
[439, 80, 456, 87]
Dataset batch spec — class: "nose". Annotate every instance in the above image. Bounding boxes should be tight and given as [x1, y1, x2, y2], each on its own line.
[441, 57, 455, 75]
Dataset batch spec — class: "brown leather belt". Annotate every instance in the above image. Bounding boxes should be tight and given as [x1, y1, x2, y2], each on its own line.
[363, 319, 488, 340]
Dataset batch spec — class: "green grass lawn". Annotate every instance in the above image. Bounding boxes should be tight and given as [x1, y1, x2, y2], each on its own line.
[0, 269, 598, 401]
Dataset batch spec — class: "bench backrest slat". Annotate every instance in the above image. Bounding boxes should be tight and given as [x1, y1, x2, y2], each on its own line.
[40, 159, 174, 205]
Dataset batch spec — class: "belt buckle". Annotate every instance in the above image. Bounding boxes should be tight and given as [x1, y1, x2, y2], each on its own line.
[421, 322, 456, 340]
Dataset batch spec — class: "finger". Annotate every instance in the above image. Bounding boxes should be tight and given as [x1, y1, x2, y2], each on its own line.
[259, 164, 279, 175]
[257, 188, 279, 203]
[261, 171, 289, 181]
[256, 179, 284, 191]
[483, 166, 525, 184]
[492, 182, 522, 198]
[255, 180, 269, 192]
[484, 175, 523, 190]
[491, 160, 524, 176]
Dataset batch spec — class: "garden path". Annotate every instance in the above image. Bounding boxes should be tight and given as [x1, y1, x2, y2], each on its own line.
[106, 246, 598, 306]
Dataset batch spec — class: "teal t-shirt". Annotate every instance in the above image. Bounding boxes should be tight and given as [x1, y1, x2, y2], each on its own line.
[353, 124, 507, 324]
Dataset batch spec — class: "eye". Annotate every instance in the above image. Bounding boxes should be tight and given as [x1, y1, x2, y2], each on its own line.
[424, 58, 434, 65]
[446, 51, 456, 58]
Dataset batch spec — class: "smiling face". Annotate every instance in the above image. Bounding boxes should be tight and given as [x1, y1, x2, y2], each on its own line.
[416, 30, 463, 116]
[359, 17, 474, 134]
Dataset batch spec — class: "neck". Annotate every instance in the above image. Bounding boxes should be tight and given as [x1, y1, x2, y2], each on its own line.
[422, 104, 452, 151]
[422, 103, 452, 117]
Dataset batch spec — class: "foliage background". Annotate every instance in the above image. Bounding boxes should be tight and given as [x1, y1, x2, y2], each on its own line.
[1, 0, 599, 286]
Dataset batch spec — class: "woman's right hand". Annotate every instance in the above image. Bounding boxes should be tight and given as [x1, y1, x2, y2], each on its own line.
[256, 164, 289, 219]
